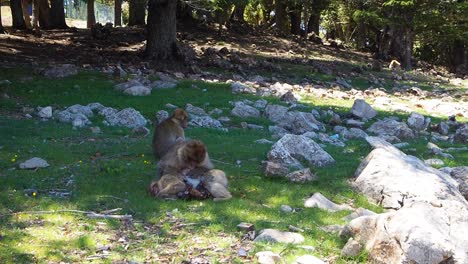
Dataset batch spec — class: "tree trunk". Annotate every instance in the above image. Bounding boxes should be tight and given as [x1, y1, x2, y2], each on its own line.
[146, 0, 177, 60]
[128, 0, 146, 26]
[230, 4, 246, 22]
[114, 0, 122, 26]
[275, 0, 288, 35]
[307, 13, 320, 34]
[0, 2, 4, 33]
[32, 0, 39, 29]
[289, 4, 301, 35]
[176, 0, 195, 24]
[49, 0, 67, 28]
[356, 22, 366, 50]
[10, 0, 27, 29]
[87, 0, 95, 28]
[21, 0, 32, 29]
[449, 40, 466, 71]
[37, 0, 52, 29]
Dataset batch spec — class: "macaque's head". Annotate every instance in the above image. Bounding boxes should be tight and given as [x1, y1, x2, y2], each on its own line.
[148, 181, 160, 197]
[173, 108, 189, 128]
[184, 140, 207, 167]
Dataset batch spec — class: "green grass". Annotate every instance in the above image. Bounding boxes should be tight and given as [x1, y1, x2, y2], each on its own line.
[0, 68, 466, 263]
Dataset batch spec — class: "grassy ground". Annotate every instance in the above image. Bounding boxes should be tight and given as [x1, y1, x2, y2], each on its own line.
[0, 67, 466, 263]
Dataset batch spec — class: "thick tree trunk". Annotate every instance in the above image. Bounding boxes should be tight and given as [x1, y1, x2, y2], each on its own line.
[87, 0, 95, 28]
[230, 4, 246, 22]
[275, 0, 288, 35]
[307, 13, 320, 34]
[50, 0, 67, 28]
[10, 0, 27, 29]
[114, 0, 122, 26]
[449, 40, 466, 71]
[38, 0, 52, 29]
[128, 0, 146, 26]
[176, 0, 195, 24]
[146, 0, 177, 60]
[356, 22, 366, 50]
[32, 0, 39, 29]
[21, 0, 32, 29]
[289, 5, 301, 35]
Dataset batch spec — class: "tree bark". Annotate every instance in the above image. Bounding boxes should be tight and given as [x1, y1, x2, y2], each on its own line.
[32, 0, 39, 29]
[10, 0, 27, 29]
[87, 0, 95, 28]
[37, 0, 51, 29]
[230, 4, 246, 22]
[114, 0, 122, 26]
[275, 0, 288, 35]
[21, 0, 32, 29]
[289, 4, 302, 35]
[0, 3, 4, 33]
[307, 13, 320, 34]
[145, 0, 177, 60]
[50, 0, 67, 28]
[128, 0, 146, 26]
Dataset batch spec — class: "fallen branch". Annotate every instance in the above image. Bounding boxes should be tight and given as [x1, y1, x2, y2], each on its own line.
[1, 209, 132, 221]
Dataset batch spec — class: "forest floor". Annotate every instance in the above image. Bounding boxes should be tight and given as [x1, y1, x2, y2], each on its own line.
[0, 25, 467, 263]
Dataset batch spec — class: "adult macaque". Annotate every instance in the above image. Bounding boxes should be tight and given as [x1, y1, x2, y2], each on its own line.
[199, 169, 232, 202]
[149, 174, 186, 199]
[152, 108, 189, 160]
[157, 140, 214, 177]
[389, 60, 401, 70]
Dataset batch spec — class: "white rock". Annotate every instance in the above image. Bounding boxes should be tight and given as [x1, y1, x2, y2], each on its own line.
[350, 99, 377, 119]
[268, 134, 335, 169]
[254, 99, 268, 109]
[280, 205, 293, 213]
[264, 104, 289, 123]
[231, 103, 261, 118]
[255, 251, 281, 264]
[19, 157, 50, 169]
[105, 108, 147, 128]
[341, 238, 362, 257]
[286, 168, 317, 183]
[185, 104, 207, 116]
[189, 115, 223, 129]
[304, 192, 352, 212]
[155, 110, 169, 124]
[424, 158, 444, 167]
[123, 85, 151, 96]
[407, 112, 426, 131]
[231, 82, 256, 94]
[153, 80, 177, 89]
[294, 255, 325, 264]
[66, 104, 93, 117]
[367, 118, 415, 139]
[254, 229, 304, 244]
[343, 207, 376, 221]
[37, 106, 53, 118]
[255, 139, 274, 144]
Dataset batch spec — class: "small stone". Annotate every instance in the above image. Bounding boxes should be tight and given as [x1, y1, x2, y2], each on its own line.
[255, 251, 281, 264]
[341, 238, 362, 257]
[262, 161, 288, 177]
[155, 110, 169, 124]
[454, 124, 468, 143]
[90, 126, 101, 134]
[237, 222, 254, 231]
[132, 126, 150, 137]
[19, 157, 50, 169]
[343, 207, 376, 221]
[247, 124, 264, 130]
[255, 139, 274, 144]
[407, 112, 426, 131]
[280, 205, 293, 213]
[37, 106, 53, 118]
[186, 104, 207, 116]
[254, 99, 268, 109]
[153, 80, 177, 89]
[218, 116, 231, 123]
[231, 103, 261, 118]
[320, 225, 344, 234]
[232, 82, 256, 94]
[286, 168, 317, 183]
[424, 158, 444, 167]
[165, 103, 178, 109]
[209, 108, 223, 115]
[437, 122, 449, 135]
[350, 99, 377, 119]
[346, 119, 365, 128]
[123, 85, 151, 96]
[294, 255, 325, 264]
[304, 192, 352, 212]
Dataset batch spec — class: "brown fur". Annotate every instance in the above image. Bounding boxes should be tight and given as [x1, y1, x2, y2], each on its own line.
[157, 140, 214, 177]
[187, 169, 232, 201]
[152, 108, 189, 160]
[149, 174, 186, 199]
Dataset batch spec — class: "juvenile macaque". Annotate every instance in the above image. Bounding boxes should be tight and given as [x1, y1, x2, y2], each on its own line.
[149, 174, 186, 199]
[200, 169, 232, 202]
[152, 108, 189, 160]
[157, 140, 214, 177]
[389, 60, 401, 70]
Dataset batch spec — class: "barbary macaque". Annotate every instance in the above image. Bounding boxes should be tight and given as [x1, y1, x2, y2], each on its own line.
[389, 59, 401, 70]
[157, 140, 214, 177]
[198, 169, 232, 202]
[149, 174, 186, 199]
[152, 108, 189, 160]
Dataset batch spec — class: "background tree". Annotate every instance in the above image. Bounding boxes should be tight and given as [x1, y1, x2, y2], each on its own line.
[145, 0, 177, 59]
[21, 0, 32, 29]
[115, 0, 122, 26]
[128, 0, 146, 25]
[37, 0, 52, 29]
[0, 2, 4, 33]
[87, 0, 95, 28]
[10, 0, 27, 29]
[50, 0, 68, 28]
[275, 0, 288, 35]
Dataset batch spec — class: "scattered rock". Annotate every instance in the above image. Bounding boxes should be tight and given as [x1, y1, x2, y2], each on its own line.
[72, 115, 90, 128]
[114, 79, 143, 92]
[165, 103, 178, 109]
[189, 115, 223, 129]
[255, 251, 282, 264]
[41, 64, 78, 78]
[186, 104, 207, 116]
[286, 168, 317, 183]
[231, 103, 261, 118]
[255, 139, 274, 144]
[367, 118, 415, 139]
[98, 107, 118, 119]
[19, 157, 50, 169]
[123, 85, 151, 96]
[454, 124, 468, 143]
[342, 128, 368, 140]
[354, 137, 465, 209]
[231, 82, 256, 94]
[66, 104, 94, 117]
[280, 205, 293, 213]
[346, 119, 365, 128]
[247, 124, 264, 130]
[320, 225, 344, 234]
[37, 106, 52, 119]
[280, 91, 298, 103]
[209, 108, 223, 115]
[254, 229, 304, 244]
[304, 192, 352, 212]
[90, 126, 101, 134]
[424, 158, 445, 167]
[262, 161, 288, 177]
[268, 125, 289, 138]
[350, 99, 377, 119]
[113, 65, 127, 78]
[343, 208, 376, 222]
[277, 111, 325, 134]
[293, 255, 325, 264]
[267, 134, 335, 169]
[264, 104, 289, 123]
[449, 166, 468, 200]
[336, 78, 352, 89]
[407, 112, 427, 131]
[341, 238, 362, 257]
[105, 108, 147, 128]
[254, 99, 268, 109]
[437, 122, 449, 135]
[153, 80, 177, 89]
[132, 126, 150, 137]
[155, 110, 169, 124]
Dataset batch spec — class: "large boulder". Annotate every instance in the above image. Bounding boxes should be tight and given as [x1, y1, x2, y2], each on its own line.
[267, 134, 335, 169]
[231, 103, 261, 118]
[344, 201, 468, 264]
[406, 112, 427, 131]
[367, 118, 415, 139]
[264, 104, 289, 123]
[354, 137, 466, 209]
[350, 99, 377, 119]
[277, 111, 325, 134]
